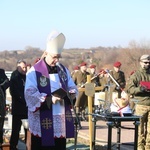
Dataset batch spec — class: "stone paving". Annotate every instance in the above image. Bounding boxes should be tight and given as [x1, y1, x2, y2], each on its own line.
[4, 114, 137, 150]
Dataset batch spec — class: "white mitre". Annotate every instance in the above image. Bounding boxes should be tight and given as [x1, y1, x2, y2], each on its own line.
[46, 30, 66, 54]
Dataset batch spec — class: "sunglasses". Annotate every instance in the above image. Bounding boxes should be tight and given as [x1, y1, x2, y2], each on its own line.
[141, 61, 150, 64]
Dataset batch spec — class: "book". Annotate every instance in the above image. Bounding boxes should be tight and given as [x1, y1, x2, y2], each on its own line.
[140, 81, 150, 90]
[51, 88, 67, 99]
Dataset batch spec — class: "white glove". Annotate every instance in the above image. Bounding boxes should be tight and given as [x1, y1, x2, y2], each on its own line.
[52, 96, 61, 104]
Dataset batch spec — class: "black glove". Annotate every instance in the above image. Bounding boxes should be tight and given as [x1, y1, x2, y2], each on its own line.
[115, 86, 121, 91]
[140, 86, 147, 92]
[103, 85, 108, 91]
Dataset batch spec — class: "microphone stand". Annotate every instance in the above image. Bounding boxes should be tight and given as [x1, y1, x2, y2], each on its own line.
[67, 93, 82, 150]
[59, 69, 81, 150]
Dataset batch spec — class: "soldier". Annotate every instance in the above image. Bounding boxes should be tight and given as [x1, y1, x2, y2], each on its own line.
[98, 69, 109, 91]
[89, 64, 100, 87]
[127, 54, 150, 150]
[71, 65, 79, 78]
[109, 61, 126, 98]
[72, 62, 90, 121]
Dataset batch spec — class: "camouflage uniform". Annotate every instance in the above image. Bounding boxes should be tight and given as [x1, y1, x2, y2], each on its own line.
[127, 55, 150, 150]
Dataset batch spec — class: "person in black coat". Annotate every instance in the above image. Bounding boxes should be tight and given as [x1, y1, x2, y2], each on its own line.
[0, 69, 10, 147]
[9, 60, 28, 150]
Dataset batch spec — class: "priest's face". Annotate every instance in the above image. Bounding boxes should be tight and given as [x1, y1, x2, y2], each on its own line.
[45, 52, 61, 66]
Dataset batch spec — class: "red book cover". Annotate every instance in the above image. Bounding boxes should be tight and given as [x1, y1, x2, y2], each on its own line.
[140, 81, 150, 90]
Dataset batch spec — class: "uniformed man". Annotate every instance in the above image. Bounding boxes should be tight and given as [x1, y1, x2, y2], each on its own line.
[127, 54, 150, 150]
[72, 62, 90, 121]
[71, 65, 79, 78]
[109, 61, 126, 98]
[89, 64, 100, 87]
[98, 69, 109, 91]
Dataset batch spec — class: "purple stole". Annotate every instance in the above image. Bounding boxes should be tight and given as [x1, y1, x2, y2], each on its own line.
[34, 60, 74, 146]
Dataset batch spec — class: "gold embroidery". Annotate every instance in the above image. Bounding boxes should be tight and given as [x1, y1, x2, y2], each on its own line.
[41, 118, 52, 129]
[66, 111, 72, 122]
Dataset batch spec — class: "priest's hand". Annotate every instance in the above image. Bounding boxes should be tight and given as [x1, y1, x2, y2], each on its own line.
[52, 96, 61, 104]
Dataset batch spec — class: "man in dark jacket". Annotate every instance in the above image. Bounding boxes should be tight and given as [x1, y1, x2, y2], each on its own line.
[0, 69, 10, 147]
[9, 60, 28, 150]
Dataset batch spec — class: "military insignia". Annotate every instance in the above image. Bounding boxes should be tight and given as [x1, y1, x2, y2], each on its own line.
[39, 75, 47, 87]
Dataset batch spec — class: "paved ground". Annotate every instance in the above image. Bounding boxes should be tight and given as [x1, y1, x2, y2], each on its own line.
[4, 114, 137, 150]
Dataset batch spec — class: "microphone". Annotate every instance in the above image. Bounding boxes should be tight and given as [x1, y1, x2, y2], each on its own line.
[56, 62, 67, 79]
[56, 62, 65, 73]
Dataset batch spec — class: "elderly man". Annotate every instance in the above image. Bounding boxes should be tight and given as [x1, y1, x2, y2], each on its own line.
[127, 54, 150, 150]
[25, 30, 78, 150]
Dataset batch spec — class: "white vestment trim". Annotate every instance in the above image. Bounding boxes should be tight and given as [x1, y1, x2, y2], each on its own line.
[50, 74, 66, 137]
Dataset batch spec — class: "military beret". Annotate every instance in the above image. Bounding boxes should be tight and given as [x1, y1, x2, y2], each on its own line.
[99, 69, 107, 74]
[80, 62, 87, 67]
[74, 66, 79, 70]
[113, 61, 122, 67]
[90, 64, 96, 69]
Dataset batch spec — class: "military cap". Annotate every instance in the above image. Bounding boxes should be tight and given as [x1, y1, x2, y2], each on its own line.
[74, 66, 79, 70]
[99, 69, 107, 74]
[80, 62, 87, 67]
[90, 64, 96, 69]
[140, 54, 150, 61]
[113, 61, 122, 67]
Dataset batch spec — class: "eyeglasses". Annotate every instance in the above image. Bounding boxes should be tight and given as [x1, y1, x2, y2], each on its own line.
[49, 54, 62, 59]
[141, 61, 150, 64]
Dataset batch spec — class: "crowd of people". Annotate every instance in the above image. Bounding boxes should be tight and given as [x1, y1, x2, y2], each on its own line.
[0, 30, 149, 150]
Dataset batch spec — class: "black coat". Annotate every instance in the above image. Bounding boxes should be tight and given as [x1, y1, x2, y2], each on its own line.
[10, 70, 28, 117]
[0, 69, 10, 117]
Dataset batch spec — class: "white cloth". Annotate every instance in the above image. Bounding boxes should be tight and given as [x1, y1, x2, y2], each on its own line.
[24, 66, 78, 137]
[110, 103, 132, 114]
[50, 74, 65, 137]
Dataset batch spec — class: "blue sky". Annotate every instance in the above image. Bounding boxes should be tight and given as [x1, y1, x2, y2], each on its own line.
[0, 0, 150, 51]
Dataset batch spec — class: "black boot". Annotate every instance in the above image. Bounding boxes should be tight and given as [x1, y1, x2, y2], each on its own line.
[81, 112, 87, 121]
